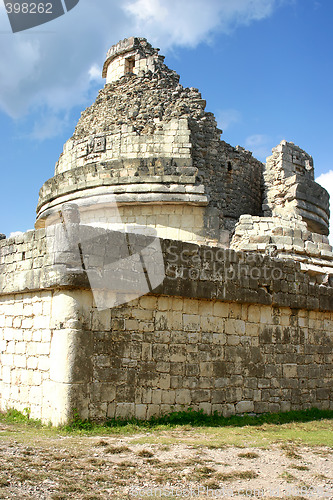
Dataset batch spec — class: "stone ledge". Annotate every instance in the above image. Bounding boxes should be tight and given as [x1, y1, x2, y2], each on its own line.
[1, 230, 332, 312]
[37, 158, 197, 215]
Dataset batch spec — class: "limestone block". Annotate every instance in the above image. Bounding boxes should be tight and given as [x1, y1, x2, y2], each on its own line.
[38, 356, 50, 372]
[27, 357, 38, 370]
[305, 241, 320, 256]
[32, 372, 42, 386]
[248, 305, 261, 323]
[197, 402, 212, 414]
[146, 404, 161, 419]
[7, 341, 15, 354]
[41, 381, 75, 425]
[37, 343, 50, 356]
[183, 314, 200, 332]
[283, 364, 298, 378]
[2, 366, 11, 384]
[213, 302, 229, 318]
[135, 404, 147, 419]
[13, 354, 26, 369]
[175, 389, 191, 405]
[29, 386, 42, 405]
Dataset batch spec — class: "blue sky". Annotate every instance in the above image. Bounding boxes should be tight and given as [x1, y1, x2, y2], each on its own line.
[0, 0, 332, 240]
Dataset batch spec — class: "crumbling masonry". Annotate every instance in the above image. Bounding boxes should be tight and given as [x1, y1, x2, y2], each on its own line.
[0, 37, 332, 424]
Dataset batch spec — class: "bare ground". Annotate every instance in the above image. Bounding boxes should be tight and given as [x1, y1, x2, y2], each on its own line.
[0, 421, 332, 499]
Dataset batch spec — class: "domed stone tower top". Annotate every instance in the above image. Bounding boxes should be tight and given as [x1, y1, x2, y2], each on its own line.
[36, 37, 264, 243]
[35, 37, 265, 243]
[102, 36, 170, 84]
[36, 37, 329, 253]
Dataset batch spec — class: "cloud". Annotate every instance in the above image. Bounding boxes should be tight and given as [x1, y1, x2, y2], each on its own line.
[9, 231, 24, 238]
[124, 0, 279, 46]
[316, 170, 333, 245]
[216, 109, 242, 131]
[245, 134, 272, 160]
[0, 0, 287, 124]
[88, 64, 103, 82]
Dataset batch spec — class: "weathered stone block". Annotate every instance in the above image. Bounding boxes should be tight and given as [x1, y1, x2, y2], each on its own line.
[235, 401, 254, 413]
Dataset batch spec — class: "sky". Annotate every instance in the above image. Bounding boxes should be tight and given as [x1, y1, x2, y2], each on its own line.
[0, 0, 332, 242]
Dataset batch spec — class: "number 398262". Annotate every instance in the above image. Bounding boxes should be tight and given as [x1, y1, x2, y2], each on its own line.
[5, 3, 53, 14]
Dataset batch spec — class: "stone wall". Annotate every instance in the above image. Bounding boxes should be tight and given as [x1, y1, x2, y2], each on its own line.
[0, 291, 53, 420]
[37, 202, 214, 245]
[231, 215, 333, 282]
[54, 119, 192, 176]
[82, 294, 333, 420]
[36, 157, 205, 228]
[78, 204, 208, 243]
[218, 143, 263, 230]
[0, 288, 97, 425]
[0, 230, 332, 424]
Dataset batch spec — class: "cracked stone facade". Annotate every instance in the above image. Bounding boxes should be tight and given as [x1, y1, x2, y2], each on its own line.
[0, 37, 332, 424]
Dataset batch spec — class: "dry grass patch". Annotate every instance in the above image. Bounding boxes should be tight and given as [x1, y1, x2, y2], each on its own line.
[137, 448, 154, 457]
[105, 445, 130, 454]
[193, 465, 216, 478]
[280, 443, 302, 460]
[202, 479, 221, 489]
[290, 464, 309, 471]
[116, 460, 137, 468]
[216, 470, 259, 481]
[266, 498, 308, 500]
[279, 471, 297, 482]
[145, 458, 161, 465]
[238, 451, 260, 459]
[206, 444, 227, 449]
[0, 477, 10, 487]
[95, 439, 109, 447]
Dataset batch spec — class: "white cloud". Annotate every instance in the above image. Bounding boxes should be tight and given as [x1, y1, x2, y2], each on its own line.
[9, 231, 23, 238]
[316, 170, 333, 245]
[124, 0, 278, 46]
[216, 109, 242, 131]
[88, 64, 103, 82]
[0, 0, 287, 124]
[245, 134, 272, 160]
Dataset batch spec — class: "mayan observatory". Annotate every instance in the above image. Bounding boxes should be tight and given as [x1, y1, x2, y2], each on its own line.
[0, 37, 332, 425]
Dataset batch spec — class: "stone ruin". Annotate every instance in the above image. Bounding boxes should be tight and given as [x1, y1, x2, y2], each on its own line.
[0, 37, 332, 424]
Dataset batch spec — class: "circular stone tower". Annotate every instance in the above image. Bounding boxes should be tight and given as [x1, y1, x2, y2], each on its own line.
[36, 37, 264, 243]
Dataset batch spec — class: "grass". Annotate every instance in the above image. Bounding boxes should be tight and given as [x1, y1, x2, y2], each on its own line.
[137, 448, 154, 457]
[238, 451, 260, 459]
[1, 408, 333, 448]
[0, 477, 10, 487]
[0, 408, 41, 427]
[61, 407, 333, 432]
[1, 408, 333, 450]
[40, 407, 333, 449]
[193, 465, 215, 477]
[284, 449, 302, 460]
[0, 409, 331, 500]
[104, 445, 130, 454]
[290, 464, 310, 471]
[130, 420, 333, 448]
[279, 471, 297, 482]
[216, 470, 259, 481]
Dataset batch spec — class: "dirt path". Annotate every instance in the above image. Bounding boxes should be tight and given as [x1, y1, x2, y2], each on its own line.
[0, 422, 332, 499]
